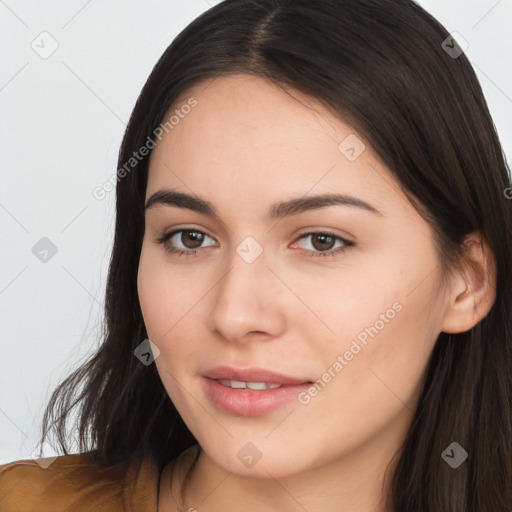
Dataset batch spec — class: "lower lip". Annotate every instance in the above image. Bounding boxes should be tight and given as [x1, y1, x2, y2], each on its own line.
[202, 377, 312, 417]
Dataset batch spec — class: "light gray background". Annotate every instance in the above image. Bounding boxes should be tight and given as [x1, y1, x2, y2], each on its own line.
[1, 0, 511, 464]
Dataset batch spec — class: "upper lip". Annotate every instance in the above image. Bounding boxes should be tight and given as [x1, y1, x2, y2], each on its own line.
[203, 366, 312, 385]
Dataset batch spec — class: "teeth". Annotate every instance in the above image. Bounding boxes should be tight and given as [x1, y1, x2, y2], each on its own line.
[247, 382, 281, 390]
[217, 379, 282, 390]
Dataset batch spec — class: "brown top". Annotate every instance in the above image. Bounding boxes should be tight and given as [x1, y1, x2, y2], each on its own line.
[0, 451, 161, 511]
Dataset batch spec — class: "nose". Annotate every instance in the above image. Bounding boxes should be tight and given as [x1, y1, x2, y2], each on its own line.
[206, 246, 287, 345]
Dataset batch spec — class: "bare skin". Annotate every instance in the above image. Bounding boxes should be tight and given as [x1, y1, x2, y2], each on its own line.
[136, 74, 496, 512]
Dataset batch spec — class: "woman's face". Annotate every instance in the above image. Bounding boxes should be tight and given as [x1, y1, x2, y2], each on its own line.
[137, 74, 451, 480]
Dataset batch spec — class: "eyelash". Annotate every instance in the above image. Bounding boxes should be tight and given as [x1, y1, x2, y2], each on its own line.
[155, 229, 354, 259]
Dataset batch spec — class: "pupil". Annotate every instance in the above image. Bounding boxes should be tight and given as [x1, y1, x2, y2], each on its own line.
[183, 231, 203, 248]
[313, 234, 334, 251]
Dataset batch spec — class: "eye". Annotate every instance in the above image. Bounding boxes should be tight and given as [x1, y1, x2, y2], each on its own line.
[155, 228, 354, 258]
[155, 229, 217, 256]
[292, 231, 354, 258]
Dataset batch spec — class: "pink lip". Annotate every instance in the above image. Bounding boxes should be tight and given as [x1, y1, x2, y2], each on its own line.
[201, 366, 313, 417]
[202, 365, 311, 385]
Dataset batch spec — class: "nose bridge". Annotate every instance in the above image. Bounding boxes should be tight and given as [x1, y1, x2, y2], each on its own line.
[207, 238, 285, 341]
[219, 232, 269, 295]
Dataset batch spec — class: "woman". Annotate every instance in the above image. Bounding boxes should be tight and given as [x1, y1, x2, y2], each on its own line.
[1, 0, 510, 511]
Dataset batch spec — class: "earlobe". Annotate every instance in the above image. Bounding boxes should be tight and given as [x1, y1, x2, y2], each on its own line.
[440, 234, 497, 335]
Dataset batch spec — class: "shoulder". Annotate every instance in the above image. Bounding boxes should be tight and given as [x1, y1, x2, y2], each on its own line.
[0, 451, 159, 512]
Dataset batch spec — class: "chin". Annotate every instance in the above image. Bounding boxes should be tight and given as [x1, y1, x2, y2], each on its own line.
[202, 440, 316, 480]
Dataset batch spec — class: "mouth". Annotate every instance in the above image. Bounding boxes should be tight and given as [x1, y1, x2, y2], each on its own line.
[201, 366, 314, 416]
[202, 365, 312, 386]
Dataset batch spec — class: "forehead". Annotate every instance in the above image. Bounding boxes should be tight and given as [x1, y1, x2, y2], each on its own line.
[159, 73, 352, 151]
[145, 74, 403, 218]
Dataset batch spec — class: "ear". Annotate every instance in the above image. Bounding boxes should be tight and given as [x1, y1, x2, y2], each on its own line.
[440, 232, 497, 334]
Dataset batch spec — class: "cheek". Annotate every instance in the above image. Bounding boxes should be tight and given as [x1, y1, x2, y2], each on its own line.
[341, 287, 438, 413]
[137, 246, 182, 328]
[136, 247, 209, 363]
[137, 248, 177, 341]
[137, 256, 195, 399]
[137, 263, 162, 338]
[306, 260, 439, 408]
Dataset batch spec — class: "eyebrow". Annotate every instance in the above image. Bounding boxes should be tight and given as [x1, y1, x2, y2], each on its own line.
[144, 188, 384, 219]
